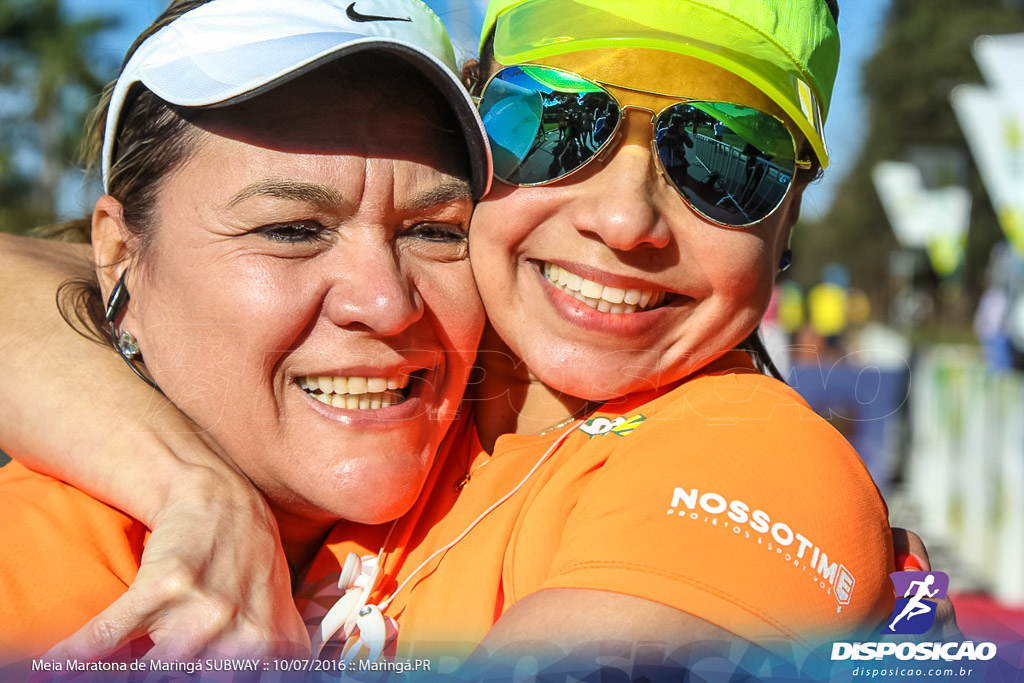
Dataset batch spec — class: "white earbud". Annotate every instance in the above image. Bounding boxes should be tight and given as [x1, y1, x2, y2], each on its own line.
[311, 552, 396, 662]
[312, 587, 364, 657]
[338, 552, 362, 590]
[341, 604, 390, 663]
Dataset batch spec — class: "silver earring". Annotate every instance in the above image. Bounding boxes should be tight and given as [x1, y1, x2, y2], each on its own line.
[117, 330, 141, 359]
[105, 268, 162, 394]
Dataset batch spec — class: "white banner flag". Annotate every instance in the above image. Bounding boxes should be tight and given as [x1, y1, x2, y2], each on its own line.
[871, 161, 971, 275]
[950, 83, 1024, 254]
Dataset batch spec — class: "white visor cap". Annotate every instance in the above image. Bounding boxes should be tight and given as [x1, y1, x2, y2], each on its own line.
[102, 0, 492, 198]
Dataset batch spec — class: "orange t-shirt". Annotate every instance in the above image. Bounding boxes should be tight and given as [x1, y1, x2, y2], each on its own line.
[297, 351, 895, 659]
[0, 461, 145, 663]
[0, 352, 894, 665]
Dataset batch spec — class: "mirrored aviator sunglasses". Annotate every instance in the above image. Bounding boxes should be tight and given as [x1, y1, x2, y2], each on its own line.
[476, 64, 811, 228]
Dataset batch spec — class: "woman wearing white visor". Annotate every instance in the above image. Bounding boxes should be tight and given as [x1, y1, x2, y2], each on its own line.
[0, 0, 491, 664]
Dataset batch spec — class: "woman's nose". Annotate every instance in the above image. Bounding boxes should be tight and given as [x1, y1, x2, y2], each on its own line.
[322, 242, 424, 337]
[570, 110, 672, 251]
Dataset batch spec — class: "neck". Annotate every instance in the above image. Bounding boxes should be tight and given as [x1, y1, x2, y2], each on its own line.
[271, 504, 335, 581]
[472, 323, 595, 453]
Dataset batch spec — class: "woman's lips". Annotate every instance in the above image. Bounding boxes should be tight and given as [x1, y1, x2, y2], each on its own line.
[295, 372, 414, 410]
[540, 261, 677, 314]
[531, 259, 694, 337]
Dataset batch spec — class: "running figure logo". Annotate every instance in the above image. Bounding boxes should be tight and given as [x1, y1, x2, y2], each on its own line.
[882, 571, 949, 635]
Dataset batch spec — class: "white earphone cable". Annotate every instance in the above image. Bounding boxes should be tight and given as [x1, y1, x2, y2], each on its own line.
[378, 419, 583, 611]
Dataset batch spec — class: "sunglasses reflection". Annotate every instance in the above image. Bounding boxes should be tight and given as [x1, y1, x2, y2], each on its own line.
[657, 106, 793, 224]
[481, 66, 798, 226]
[544, 93, 615, 178]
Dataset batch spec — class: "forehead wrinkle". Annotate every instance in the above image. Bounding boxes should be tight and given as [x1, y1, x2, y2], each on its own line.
[226, 178, 352, 210]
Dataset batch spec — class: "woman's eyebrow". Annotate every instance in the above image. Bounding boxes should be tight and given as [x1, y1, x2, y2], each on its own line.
[401, 179, 472, 211]
[226, 178, 350, 209]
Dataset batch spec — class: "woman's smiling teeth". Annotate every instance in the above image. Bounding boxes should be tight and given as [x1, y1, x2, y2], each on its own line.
[542, 262, 668, 313]
[297, 374, 410, 409]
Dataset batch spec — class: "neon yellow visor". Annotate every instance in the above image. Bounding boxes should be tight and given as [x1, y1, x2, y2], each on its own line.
[480, 0, 839, 168]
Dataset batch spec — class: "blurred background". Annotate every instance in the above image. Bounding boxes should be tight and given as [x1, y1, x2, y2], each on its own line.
[3, 0, 1024, 646]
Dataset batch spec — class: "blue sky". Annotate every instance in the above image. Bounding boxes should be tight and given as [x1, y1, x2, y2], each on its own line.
[63, 0, 891, 220]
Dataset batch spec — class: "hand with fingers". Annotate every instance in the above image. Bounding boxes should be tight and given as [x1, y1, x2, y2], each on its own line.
[44, 476, 309, 662]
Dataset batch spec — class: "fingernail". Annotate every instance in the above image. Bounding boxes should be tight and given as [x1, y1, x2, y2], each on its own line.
[895, 552, 925, 571]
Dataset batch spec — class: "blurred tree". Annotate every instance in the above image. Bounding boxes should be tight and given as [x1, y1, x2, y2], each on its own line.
[0, 0, 116, 233]
[793, 0, 1024, 330]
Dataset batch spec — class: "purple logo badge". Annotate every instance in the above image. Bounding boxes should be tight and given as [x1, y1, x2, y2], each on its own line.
[882, 571, 949, 635]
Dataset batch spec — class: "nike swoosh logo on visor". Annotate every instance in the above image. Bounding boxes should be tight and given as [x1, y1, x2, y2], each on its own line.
[346, 2, 412, 22]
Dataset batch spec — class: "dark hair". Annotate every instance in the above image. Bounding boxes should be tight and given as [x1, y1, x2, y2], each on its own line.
[51, 0, 215, 345]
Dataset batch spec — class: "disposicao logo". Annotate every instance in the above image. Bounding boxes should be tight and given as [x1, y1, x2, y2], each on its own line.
[883, 570, 948, 635]
[831, 570, 997, 665]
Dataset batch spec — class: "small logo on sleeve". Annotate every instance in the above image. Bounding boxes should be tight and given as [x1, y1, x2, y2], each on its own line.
[578, 414, 646, 438]
[882, 571, 949, 634]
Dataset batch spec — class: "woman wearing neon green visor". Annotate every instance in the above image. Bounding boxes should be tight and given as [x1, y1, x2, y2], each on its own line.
[0, 0, 939, 672]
